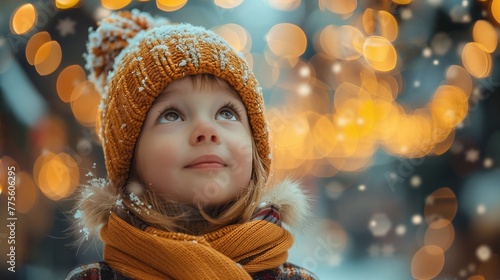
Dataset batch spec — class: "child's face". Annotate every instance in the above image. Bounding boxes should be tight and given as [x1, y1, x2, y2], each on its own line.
[135, 76, 253, 206]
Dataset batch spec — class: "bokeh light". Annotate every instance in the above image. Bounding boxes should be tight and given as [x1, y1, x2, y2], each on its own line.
[70, 81, 101, 127]
[392, 0, 412, 4]
[363, 9, 398, 42]
[57, 65, 87, 103]
[368, 213, 392, 237]
[395, 224, 407, 236]
[212, 24, 251, 53]
[430, 85, 468, 129]
[492, 0, 500, 24]
[16, 171, 39, 214]
[34, 41, 62, 76]
[101, 0, 132, 10]
[472, 20, 497, 53]
[55, 0, 80, 9]
[25, 32, 51, 66]
[424, 220, 455, 251]
[476, 245, 491, 261]
[424, 187, 458, 226]
[319, 25, 364, 60]
[461, 42, 492, 78]
[10, 4, 37, 35]
[319, 0, 357, 15]
[411, 245, 445, 280]
[34, 152, 80, 201]
[267, 23, 307, 59]
[431, 33, 453, 55]
[214, 0, 244, 9]
[268, 0, 301, 11]
[433, 130, 455, 156]
[157, 0, 187, 11]
[363, 36, 397, 72]
[446, 65, 472, 98]
[312, 115, 337, 157]
[412, 214, 423, 225]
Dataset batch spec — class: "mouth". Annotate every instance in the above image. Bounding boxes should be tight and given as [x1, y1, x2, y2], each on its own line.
[185, 155, 227, 169]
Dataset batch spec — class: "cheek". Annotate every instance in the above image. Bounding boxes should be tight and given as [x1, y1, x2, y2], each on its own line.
[135, 139, 174, 181]
[231, 139, 253, 178]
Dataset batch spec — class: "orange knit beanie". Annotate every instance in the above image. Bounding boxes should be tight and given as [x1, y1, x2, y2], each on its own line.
[85, 10, 270, 190]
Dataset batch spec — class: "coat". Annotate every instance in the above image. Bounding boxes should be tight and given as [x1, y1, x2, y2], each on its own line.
[66, 261, 317, 279]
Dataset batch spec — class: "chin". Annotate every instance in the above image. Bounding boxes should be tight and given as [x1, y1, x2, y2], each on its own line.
[192, 192, 240, 208]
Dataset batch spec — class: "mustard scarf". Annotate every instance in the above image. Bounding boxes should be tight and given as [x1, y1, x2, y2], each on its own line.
[100, 213, 294, 279]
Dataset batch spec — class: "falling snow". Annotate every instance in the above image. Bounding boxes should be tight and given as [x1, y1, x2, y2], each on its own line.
[130, 192, 144, 206]
[74, 210, 82, 219]
[80, 227, 90, 240]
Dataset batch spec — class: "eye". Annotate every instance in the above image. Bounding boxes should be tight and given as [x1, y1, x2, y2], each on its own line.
[217, 109, 237, 121]
[216, 101, 243, 121]
[158, 110, 182, 124]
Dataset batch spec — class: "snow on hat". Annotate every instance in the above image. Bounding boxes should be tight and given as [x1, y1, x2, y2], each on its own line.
[85, 10, 270, 190]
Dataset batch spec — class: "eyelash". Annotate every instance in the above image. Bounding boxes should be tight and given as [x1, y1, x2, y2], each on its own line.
[221, 101, 243, 120]
[155, 101, 243, 123]
[156, 105, 182, 123]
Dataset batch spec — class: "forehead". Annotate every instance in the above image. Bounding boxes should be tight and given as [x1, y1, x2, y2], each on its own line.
[155, 75, 242, 102]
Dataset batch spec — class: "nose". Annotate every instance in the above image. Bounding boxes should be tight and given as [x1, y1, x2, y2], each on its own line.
[190, 120, 220, 145]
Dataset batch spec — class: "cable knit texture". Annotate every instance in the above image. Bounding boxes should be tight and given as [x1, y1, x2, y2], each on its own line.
[100, 212, 293, 279]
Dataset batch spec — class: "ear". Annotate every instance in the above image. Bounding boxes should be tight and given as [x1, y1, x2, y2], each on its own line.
[260, 178, 313, 230]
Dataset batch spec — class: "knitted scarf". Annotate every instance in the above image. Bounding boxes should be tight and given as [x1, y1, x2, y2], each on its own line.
[100, 213, 293, 279]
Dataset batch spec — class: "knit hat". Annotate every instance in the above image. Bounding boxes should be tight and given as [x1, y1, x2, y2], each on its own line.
[85, 10, 270, 190]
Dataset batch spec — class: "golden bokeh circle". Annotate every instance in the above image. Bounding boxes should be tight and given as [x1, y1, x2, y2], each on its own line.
[10, 4, 37, 35]
[411, 245, 445, 280]
[472, 20, 497, 53]
[267, 23, 307, 58]
[57, 65, 87, 103]
[34, 41, 62, 76]
[101, 0, 132, 10]
[26, 32, 51, 66]
[214, 0, 244, 9]
[363, 36, 397, 72]
[461, 42, 492, 78]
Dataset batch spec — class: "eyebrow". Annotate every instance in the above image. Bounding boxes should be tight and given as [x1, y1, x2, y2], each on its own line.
[153, 91, 171, 104]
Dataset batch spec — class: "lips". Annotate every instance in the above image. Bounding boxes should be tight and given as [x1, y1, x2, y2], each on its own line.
[185, 155, 227, 168]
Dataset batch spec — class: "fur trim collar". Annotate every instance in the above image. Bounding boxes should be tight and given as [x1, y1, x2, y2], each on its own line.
[259, 179, 312, 231]
[72, 178, 312, 244]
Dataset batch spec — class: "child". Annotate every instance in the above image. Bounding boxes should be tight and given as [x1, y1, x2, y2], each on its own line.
[66, 9, 316, 280]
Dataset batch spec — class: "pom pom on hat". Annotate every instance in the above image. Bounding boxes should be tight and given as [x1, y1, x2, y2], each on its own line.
[85, 9, 169, 96]
[85, 10, 270, 191]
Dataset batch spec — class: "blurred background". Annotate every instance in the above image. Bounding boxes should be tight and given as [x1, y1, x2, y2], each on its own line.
[1, 0, 500, 279]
